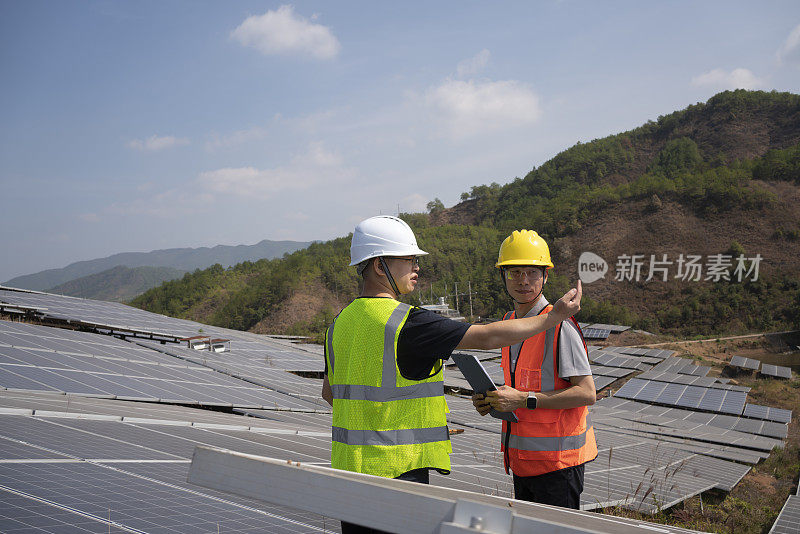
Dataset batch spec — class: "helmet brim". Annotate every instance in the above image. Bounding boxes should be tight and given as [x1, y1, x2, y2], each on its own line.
[496, 259, 553, 269]
[349, 247, 428, 266]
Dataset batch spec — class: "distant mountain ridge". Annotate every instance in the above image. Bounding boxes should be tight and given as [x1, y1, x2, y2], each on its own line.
[5, 239, 313, 291]
[47, 265, 187, 302]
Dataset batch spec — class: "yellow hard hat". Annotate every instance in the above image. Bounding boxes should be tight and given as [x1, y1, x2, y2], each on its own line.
[496, 230, 554, 268]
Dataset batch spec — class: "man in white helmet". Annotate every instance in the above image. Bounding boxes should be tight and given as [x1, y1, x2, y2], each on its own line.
[322, 216, 582, 534]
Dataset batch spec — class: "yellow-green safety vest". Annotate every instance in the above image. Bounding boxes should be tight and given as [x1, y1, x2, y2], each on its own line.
[325, 298, 451, 478]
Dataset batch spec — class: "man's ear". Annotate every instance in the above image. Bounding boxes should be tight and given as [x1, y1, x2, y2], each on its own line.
[543, 269, 548, 285]
[372, 258, 384, 277]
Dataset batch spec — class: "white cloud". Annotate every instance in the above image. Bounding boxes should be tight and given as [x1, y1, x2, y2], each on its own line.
[424, 78, 541, 139]
[777, 23, 800, 66]
[127, 135, 189, 152]
[457, 49, 491, 78]
[690, 68, 764, 90]
[231, 5, 340, 60]
[205, 127, 268, 151]
[197, 142, 353, 199]
[78, 213, 99, 223]
[400, 193, 429, 213]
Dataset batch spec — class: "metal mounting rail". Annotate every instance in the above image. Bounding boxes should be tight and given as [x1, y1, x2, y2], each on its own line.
[188, 446, 705, 534]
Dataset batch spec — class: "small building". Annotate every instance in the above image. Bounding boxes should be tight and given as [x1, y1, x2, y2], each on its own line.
[421, 297, 466, 321]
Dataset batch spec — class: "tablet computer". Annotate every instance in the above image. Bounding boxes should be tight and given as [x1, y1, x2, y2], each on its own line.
[451, 353, 518, 423]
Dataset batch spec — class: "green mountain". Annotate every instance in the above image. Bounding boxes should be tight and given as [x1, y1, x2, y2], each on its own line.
[132, 90, 800, 338]
[47, 265, 187, 302]
[5, 239, 313, 291]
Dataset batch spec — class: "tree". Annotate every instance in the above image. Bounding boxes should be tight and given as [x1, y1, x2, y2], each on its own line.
[426, 198, 445, 214]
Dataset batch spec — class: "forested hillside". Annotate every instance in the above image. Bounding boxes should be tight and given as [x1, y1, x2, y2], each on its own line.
[132, 90, 800, 339]
[47, 265, 186, 302]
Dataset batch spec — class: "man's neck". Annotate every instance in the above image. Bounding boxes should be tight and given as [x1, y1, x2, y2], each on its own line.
[514, 295, 547, 318]
[361, 279, 397, 300]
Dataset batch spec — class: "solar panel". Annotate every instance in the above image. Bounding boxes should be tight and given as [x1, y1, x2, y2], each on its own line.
[603, 346, 675, 360]
[769, 495, 800, 534]
[638, 370, 742, 390]
[591, 365, 636, 378]
[593, 376, 617, 391]
[586, 323, 631, 333]
[743, 403, 793, 424]
[590, 352, 651, 370]
[583, 328, 611, 340]
[596, 397, 789, 440]
[614, 379, 747, 415]
[760, 364, 793, 379]
[729, 355, 760, 371]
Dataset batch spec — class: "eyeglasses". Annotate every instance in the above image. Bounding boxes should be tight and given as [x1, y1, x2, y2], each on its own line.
[391, 256, 420, 267]
[504, 267, 544, 281]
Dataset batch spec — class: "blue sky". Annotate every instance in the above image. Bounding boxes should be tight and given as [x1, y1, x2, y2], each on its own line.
[2, 1, 799, 282]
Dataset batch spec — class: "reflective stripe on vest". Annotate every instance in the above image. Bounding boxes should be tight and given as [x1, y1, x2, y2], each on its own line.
[330, 381, 443, 402]
[332, 425, 449, 447]
[507, 415, 593, 452]
[326, 316, 337, 374]
[507, 306, 562, 392]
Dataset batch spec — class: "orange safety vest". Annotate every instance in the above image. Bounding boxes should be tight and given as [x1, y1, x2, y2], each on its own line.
[500, 306, 597, 477]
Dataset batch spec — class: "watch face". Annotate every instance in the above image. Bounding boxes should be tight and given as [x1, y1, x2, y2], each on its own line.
[526, 395, 536, 409]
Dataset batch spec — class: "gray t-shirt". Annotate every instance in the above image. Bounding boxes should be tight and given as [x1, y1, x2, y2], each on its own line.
[508, 296, 592, 380]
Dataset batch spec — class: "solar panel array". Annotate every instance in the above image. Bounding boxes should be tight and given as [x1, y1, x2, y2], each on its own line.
[761, 364, 793, 379]
[0, 404, 337, 533]
[0, 287, 254, 342]
[0, 287, 792, 529]
[0, 320, 325, 411]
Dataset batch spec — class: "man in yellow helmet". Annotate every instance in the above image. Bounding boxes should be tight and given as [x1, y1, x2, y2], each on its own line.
[322, 217, 582, 534]
[472, 230, 597, 510]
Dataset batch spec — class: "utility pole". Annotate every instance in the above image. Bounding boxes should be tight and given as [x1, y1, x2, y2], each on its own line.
[468, 280, 474, 318]
[454, 282, 459, 313]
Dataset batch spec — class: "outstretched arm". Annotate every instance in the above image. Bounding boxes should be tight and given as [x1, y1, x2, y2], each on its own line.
[458, 281, 582, 350]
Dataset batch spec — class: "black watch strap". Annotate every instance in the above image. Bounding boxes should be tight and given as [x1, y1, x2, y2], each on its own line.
[526, 393, 537, 410]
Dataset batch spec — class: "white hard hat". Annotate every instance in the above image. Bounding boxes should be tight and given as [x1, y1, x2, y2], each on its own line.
[350, 216, 428, 266]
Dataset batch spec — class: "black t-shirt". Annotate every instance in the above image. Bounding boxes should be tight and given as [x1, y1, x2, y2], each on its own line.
[397, 306, 470, 380]
[324, 298, 470, 381]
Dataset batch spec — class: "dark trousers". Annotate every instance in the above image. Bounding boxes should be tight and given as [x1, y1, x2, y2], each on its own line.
[513, 463, 585, 510]
[340, 468, 430, 534]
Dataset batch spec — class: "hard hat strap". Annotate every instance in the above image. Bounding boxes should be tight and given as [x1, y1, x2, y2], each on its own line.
[378, 256, 401, 297]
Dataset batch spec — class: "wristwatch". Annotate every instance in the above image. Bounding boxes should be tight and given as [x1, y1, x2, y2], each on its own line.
[526, 393, 537, 410]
